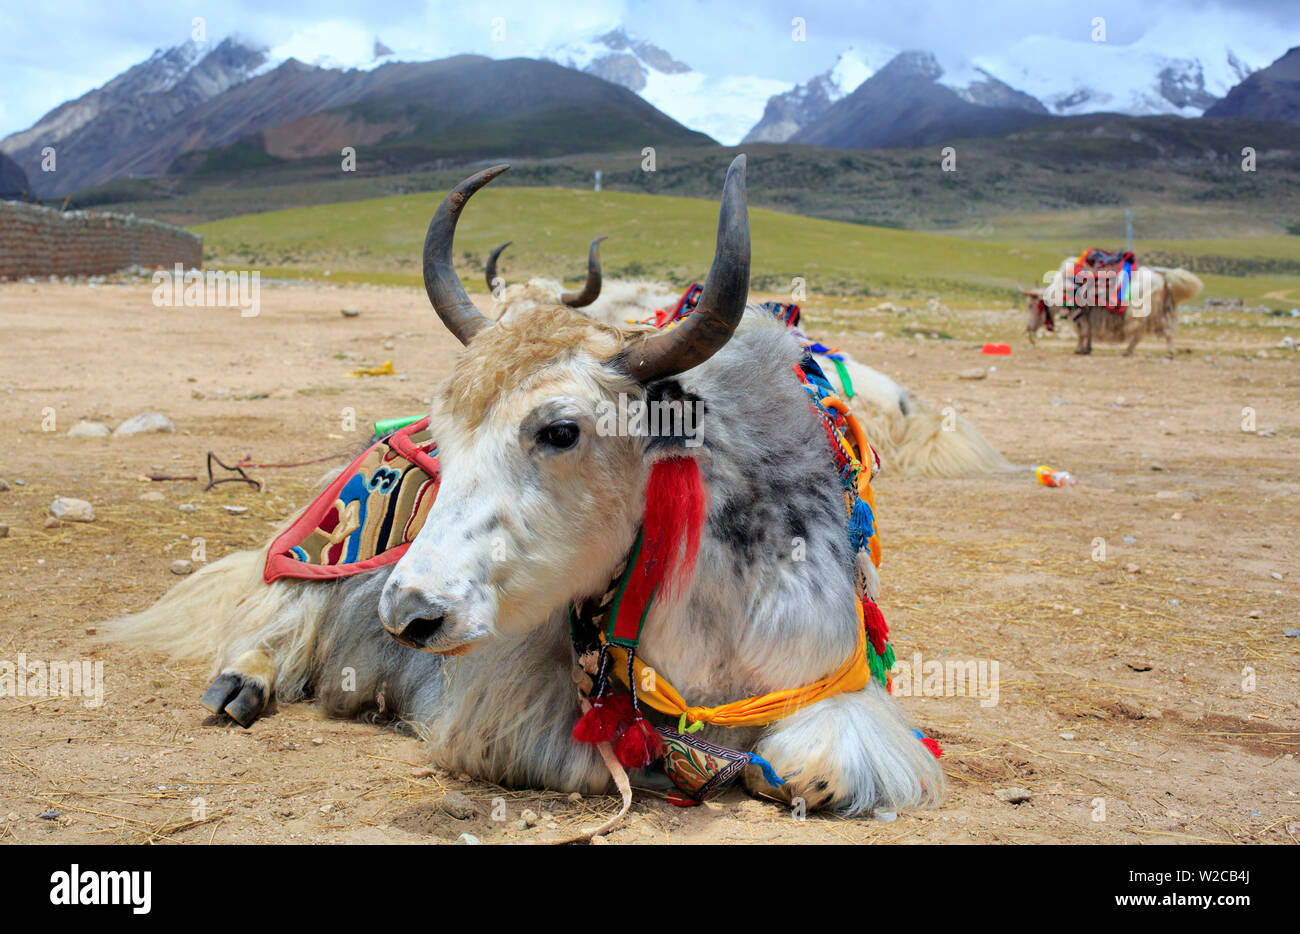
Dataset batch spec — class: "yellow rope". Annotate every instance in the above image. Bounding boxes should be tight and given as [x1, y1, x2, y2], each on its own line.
[605, 598, 869, 730]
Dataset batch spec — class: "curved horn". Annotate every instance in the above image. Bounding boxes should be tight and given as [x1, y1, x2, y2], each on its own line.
[422, 164, 509, 345]
[484, 241, 512, 293]
[561, 236, 606, 307]
[623, 155, 749, 383]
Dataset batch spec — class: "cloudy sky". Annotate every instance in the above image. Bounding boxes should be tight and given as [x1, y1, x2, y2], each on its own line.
[2, 0, 1297, 138]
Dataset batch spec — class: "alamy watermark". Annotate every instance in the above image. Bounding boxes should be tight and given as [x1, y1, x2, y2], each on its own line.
[596, 392, 704, 448]
[1042, 266, 1159, 318]
[1, 654, 104, 708]
[152, 263, 260, 317]
[891, 651, 1000, 707]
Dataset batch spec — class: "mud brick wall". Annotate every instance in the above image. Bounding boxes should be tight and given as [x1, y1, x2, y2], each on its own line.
[0, 201, 202, 279]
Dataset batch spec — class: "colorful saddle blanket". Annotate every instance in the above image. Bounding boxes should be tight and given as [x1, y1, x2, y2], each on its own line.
[1073, 248, 1137, 314]
[264, 418, 439, 583]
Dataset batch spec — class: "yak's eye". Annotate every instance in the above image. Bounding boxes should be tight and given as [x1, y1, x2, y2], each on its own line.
[538, 420, 580, 450]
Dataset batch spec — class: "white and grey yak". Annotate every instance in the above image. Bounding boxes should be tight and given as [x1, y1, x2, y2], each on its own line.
[106, 156, 943, 818]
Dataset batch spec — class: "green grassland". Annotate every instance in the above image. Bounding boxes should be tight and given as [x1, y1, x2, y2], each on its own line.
[196, 185, 1300, 310]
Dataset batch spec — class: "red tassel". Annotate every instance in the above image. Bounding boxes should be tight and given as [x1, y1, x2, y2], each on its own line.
[921, 737, 943, 759]
[572, 694, 634, 745]
[862, 598, 890, 657]
[613, 717, 666, 769]
[637, 457, 706, 603]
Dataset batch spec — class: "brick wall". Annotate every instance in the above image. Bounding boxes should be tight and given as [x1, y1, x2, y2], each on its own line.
[0, 201, 202, 279]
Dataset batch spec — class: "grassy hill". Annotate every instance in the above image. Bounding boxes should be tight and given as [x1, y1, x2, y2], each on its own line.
[195, 185, 1300, 309]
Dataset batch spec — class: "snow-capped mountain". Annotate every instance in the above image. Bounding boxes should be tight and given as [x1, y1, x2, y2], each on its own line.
[744, 44, 1049, 143]
[545, 28, 788, 147]
[742, 14, 1285, 145]
[2, 38, 266, 161]
[743, 43, 894, 143]
[970, 34, 1264, 118]
[1206, 46, 1300, 121]
[0, 37, 268, 194]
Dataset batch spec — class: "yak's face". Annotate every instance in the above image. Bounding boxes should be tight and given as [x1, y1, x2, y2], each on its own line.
[385, 153, 748, 654]
[1025, 295, 1048, 335]
[378, 307, 648, 655]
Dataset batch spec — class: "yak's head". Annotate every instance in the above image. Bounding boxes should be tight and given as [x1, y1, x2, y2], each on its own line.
[378, 156, 750, 656]
[1021, 288, 1052, 343]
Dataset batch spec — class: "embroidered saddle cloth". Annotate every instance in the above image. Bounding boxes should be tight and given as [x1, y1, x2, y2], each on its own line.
[1073, 248, 1138, 314]
[264, 418, 440, 583]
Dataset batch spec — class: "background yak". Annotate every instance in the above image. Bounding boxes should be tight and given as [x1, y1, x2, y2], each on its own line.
[1025, 260, 1205, 356]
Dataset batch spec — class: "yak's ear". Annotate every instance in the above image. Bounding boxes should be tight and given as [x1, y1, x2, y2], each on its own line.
[643, 379, 708, 455]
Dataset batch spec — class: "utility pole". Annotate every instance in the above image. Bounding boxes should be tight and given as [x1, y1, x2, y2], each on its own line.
[1124, 209, 1134, 253]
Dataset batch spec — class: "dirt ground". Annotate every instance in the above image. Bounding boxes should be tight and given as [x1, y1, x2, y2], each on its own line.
[1, 279, 1297, 845]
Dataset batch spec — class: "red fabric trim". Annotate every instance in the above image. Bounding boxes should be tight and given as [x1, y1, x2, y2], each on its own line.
[263, 417, 439, 583]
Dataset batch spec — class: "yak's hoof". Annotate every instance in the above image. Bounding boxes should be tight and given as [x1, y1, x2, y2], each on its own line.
[200, 671, 269, 727]
[1073, 348, 1091, 355]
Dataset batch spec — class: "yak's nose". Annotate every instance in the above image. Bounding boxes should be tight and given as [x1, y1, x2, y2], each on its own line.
[379, 584, 449, 650]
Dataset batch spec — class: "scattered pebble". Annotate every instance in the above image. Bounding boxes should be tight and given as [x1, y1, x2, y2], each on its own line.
[1126, 660, 1153, 672]
[113, 412, 175, 437]
[1284, 630, 1300, 638]
[224, 506, 248, 516]
[1270, 572, 1283, 581]
[567, 791, 582, 803]
[311, 737, 324, 746]
[38, 809, 60, 820]
[1059, 732, 1075, 740]
[179, 503, 197, 513]
[341, 307, 361, 318]
[0, 523, 7, 538]
[439, 791, 477, 820]
[874, 811, 898, 822]
[170, 560, 193, 575]
[139, 491, 165, 502]
[1246, 609, 1262, 619]
[43, 517, 61, 529]
[455, 833, 480, 845]
[521, 808, 539, 827]
[67, 420, 111, 438]
[0, 478, 9, 492]
[994, 787, 1032, 804]
[49, 497, 94, 522]
[411, 767, 436, 778]
[590, 834, 609, 845]
[959, 368, 987, 380]
[1155, 490, 1198, 502]
[1123, 563, 1140, 574]
[1122, 536, 1137, 544]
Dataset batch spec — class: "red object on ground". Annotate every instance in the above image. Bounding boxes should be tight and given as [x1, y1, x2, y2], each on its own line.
[982, 343, 1012, 355]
